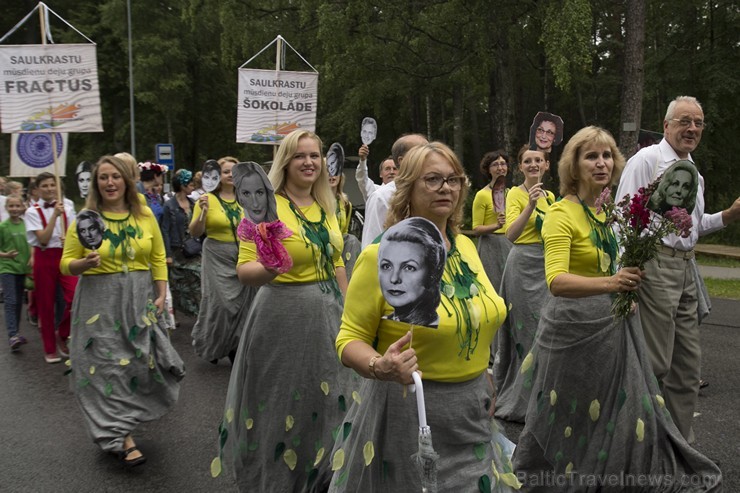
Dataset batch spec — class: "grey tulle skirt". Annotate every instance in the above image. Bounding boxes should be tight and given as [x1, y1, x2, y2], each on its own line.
[214, 282, 361, 492]
[69, 270, 185, 453]
[191, 238, 255, 361]
[512, 295, 722, 492]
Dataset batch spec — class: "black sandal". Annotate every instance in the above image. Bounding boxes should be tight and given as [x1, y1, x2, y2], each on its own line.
[120, 446, 147, 467]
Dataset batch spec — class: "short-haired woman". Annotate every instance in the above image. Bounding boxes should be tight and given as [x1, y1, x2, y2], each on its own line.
[513, 126, 721, 490]
[326, 142, 518, 491]
[61, 155, 184, 467]
[472, 149, 512, 290]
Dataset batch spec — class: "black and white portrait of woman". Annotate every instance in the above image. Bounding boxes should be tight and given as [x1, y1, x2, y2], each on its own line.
[378, 217, 446, 328]
[528, 111, 564, 153]
[76, 161, 93, 199]
[326, 143, 345, 178]
[649, 160, 698, 215]
[76, 209, 106, 250]
[201, 159, 221, 193]
[360, 117, 377, 146]
[232, 161, 278, 224]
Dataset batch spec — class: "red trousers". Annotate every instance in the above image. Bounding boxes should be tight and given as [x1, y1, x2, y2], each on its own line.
[33, 247, 78, 355]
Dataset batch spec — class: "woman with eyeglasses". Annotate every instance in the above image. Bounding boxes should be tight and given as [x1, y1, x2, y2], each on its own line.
[493, 145, 555, 423]
[161, 169, 201, 317]
[472, 150, 513, 292]
[325, 142, 519, 492]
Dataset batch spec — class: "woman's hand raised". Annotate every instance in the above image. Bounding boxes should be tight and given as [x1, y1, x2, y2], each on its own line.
[374, 331, 418, 385]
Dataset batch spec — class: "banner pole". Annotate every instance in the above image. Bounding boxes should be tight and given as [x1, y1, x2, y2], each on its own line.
[40, 4, 65, 233]
[272, 36, 284, 161]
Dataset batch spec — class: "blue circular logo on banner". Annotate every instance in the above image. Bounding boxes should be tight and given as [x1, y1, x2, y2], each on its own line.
[16, 133, 64, 169]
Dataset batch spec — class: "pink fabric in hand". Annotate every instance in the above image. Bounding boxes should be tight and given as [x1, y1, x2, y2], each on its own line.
[237, 218, 293, 274]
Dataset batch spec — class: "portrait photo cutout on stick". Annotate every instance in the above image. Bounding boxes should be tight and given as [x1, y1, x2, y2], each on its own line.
[232, 161, 278, 224]
[648, 160, 698, 216]
[528, 111, 564, 153]
[378, 217, 446, 328]
[326, 142, 345, 178]
[201, 159, 221, 193]
[76, 161, 93, 199]
[76, 209, 106, 250]
[360, 117, 378, 146]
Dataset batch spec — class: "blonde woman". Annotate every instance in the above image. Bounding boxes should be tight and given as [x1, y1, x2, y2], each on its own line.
[213, 130, 356, 491]
[61, 156, 184, 467]
[327, 142, 517, 492]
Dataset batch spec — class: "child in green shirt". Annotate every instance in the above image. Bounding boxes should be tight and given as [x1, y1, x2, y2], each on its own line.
[0, 196, 31, 351]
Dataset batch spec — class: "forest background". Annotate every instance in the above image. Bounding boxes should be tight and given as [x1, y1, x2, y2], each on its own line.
[1, 0, 737, 242]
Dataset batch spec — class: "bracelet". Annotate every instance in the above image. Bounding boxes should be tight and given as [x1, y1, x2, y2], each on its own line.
[368, 355, 381, 379]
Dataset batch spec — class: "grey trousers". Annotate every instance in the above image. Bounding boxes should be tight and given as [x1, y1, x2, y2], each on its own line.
[637, 251, 700, 443]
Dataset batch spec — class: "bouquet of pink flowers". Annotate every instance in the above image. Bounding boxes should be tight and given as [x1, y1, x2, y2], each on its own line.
[596, 176, 692, 318]
[237, 218, 293, 274]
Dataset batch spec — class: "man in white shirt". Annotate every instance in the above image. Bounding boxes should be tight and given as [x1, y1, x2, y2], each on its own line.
[24, 172, 78, 363]
[361, 134, 428, 248]
[616, 95, 740, 442]
[355, 145, 398, 201]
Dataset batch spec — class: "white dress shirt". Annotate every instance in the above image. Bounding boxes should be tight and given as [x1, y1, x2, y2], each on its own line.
[24, 198, 77, 249]
[361, 181, 396, 248]
[355, 159, 381, 201]
[615, 139, 724, 250]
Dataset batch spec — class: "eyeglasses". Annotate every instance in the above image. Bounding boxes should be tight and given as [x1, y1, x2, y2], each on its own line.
[421, 174, 465, 191]
[489, 162, 508, 168]
[669, 118, 705, 129]
[536, 127, 556, 137]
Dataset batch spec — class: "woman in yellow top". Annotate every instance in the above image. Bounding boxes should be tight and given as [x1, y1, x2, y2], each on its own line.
[328, 170, 361, 280]
[513, 126, 721, 490]
[212, 130, 356, 492]
[493, 145, 555, 422]
[326, 142, 519, 492]
[472, 149, 512, 292]
[189, 156, 255, 364]
[61, 156, 184, 468]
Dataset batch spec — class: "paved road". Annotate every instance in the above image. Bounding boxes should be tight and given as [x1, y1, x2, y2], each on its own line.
[698, 264, 740, 280]
[1, 299, 738, 492]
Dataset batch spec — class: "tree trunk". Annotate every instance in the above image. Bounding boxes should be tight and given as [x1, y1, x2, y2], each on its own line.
[619, 0, 647, 160]
[453, 85, 464, 159]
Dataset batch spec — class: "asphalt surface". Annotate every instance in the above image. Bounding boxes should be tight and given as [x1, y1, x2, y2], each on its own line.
[1, 298, 738, 492]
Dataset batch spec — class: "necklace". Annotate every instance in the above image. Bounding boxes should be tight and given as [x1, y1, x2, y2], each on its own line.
[100, 211, 142, 273]
[576, 195, 617, 275]
[285, 197, 340, 298]
[438, 232, 499, 360]
[214, 194, 241, 242]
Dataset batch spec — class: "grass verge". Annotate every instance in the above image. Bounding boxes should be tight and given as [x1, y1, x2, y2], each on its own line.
[704, 278, 740, 300]
[695, 254, 740, 268]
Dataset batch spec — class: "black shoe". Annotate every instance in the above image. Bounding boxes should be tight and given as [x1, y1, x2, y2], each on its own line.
[699, 379, 709, 389]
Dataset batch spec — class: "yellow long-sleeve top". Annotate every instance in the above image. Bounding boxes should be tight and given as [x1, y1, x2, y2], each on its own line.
[504, 186, 555, 244]
[238, 194, 344, 283]
[191, 193, 242, 243]
[60, 209, 168, 281]
[336, 234, 507, 382]
[336, 196, 351, 235]
[542, 198, 610, 288]
[472, 187, 507, 235]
